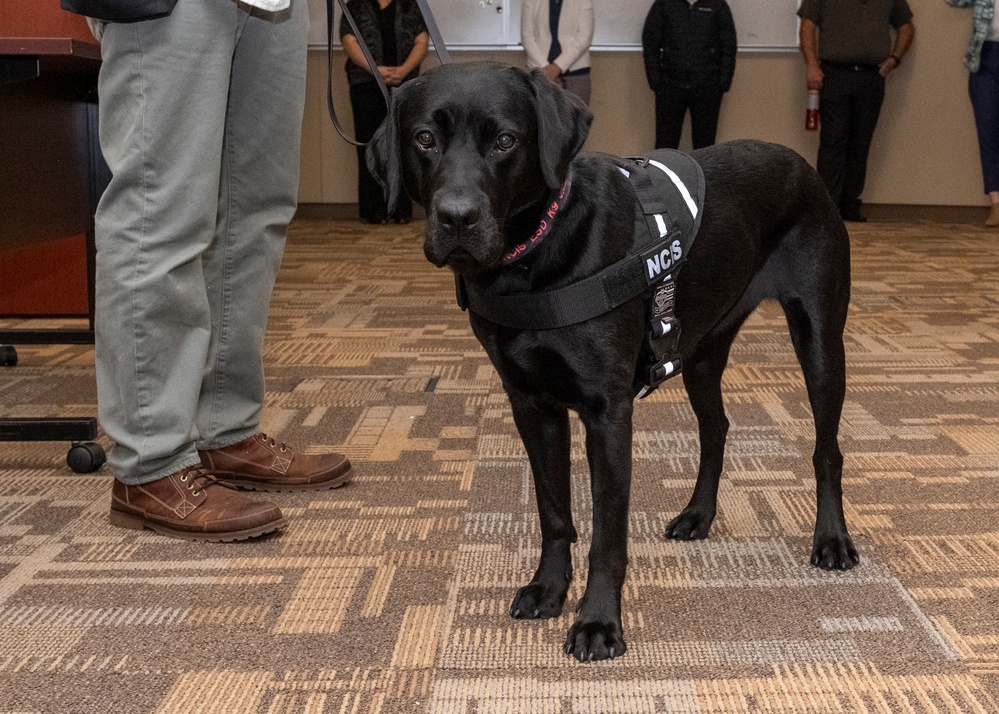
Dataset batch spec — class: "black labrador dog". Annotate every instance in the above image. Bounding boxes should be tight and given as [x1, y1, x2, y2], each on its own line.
[368, 61, 858, 662]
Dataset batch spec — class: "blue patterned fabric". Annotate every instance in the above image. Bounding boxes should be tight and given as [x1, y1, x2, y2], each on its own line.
[947, 0, 996, 72]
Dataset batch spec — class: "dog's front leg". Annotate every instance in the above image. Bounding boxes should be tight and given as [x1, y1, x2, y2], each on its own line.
[508, 391, 577, 620]
[565, 402, 633, 662]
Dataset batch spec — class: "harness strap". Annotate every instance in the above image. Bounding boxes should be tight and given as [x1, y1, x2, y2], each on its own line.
[413, 0, 450, 65]
[629, 168, 670, 215]
[456, 150, 705, 396]
[458, 237, 678, 330]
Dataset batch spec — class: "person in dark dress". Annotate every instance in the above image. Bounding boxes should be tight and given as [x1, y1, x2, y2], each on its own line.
[340, 0, 428, 223]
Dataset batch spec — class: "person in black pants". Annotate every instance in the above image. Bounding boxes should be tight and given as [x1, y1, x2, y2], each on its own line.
[641, 0, 737, 151]
[341, 0, 428, 224]
[798, 0, 914, 223]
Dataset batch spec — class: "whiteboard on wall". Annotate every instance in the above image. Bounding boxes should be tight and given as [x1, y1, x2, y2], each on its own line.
[307, 0, 800, 52]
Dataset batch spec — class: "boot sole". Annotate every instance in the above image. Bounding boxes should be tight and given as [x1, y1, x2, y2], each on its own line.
[218, 466, 354, 493]
[109, 509, 289, 542]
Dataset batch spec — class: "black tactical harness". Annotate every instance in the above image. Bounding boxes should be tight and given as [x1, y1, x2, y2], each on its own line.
[455, 149, 705, 399]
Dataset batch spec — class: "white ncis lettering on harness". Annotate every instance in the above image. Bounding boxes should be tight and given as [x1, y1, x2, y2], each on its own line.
[646, 239, 683, 280]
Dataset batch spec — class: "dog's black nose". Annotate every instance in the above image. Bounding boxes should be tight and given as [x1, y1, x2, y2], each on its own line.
[436, 196, 481, 232]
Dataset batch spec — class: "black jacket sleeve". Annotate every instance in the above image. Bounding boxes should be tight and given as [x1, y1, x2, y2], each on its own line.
[641, 0, 665, 93]
[717, 1, 737, 92]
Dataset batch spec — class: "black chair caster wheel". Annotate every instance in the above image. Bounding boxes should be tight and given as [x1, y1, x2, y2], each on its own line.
[0, 345, 16, 367]
[67, 442, 107, 473]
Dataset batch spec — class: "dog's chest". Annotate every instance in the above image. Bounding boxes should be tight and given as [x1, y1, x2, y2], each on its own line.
[476, 313, 639, 409]
[492, 332, 581, 395]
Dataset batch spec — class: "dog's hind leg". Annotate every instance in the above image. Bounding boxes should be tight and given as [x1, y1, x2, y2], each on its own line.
[666, 319, 745, 541]
[781, 296, 860, 570]
[508, 391, 577, 619]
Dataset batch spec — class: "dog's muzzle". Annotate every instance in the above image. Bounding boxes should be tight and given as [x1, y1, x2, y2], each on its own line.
[435, 195, 481, 236]
[426, 194, 500, 269]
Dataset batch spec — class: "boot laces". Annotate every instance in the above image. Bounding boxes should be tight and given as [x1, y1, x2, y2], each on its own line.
[177, 466, 233, 497]
[258, 432, 290, 453]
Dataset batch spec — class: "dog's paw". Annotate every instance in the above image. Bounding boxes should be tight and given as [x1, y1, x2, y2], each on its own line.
[664, 508, 715, 541]
[811, 534, 860, 571]
[563, 619, 626, 663]
[510, 581, 567, 619]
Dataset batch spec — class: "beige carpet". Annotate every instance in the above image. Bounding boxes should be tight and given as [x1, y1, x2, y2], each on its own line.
[0, 216, 997, 713]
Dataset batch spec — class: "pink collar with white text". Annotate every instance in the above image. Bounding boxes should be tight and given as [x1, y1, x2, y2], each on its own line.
[499, 175, 572, 266]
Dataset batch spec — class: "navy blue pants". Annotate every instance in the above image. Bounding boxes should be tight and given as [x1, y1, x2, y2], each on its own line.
[970, 41, 999, 194]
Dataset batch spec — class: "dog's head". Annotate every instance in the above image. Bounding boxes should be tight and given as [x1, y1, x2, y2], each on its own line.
[367, 61, 592, 273]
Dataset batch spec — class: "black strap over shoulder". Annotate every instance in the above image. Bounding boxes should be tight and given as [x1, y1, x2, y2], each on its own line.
[456, 150, 705, 397]
[622, 150, 704, 397]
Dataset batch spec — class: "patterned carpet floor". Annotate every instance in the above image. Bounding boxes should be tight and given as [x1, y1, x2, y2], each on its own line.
[0, 216, 998, 713]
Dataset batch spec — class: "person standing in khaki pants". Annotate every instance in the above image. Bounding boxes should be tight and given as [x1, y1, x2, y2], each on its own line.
[71, 0, 353, 541]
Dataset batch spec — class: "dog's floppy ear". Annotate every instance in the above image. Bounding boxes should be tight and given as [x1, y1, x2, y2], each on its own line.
[527, 69, 593, 189]
[367, 82, 415, 214]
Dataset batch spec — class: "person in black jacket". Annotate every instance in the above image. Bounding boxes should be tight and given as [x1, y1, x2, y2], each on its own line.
[642, 0, 737, 150]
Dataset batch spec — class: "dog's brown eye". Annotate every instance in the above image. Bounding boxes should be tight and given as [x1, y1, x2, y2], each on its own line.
[415, 130, 436, 150]
[496, 133, 516, 151]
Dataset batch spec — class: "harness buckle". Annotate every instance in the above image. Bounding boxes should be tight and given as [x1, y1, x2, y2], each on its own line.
[649, 356, 681, 387]
[635, 355, 683, 399]
[651, 316, 679, 340]
[635, 275, 683, 399]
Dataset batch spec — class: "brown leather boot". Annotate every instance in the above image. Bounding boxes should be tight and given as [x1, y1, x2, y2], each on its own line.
[109, 466, 287, 542]
[198, 433, 353, 492]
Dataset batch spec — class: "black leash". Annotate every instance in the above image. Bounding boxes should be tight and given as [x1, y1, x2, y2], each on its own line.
[325, 0, 450, 146]
[414, 0, 450, 65]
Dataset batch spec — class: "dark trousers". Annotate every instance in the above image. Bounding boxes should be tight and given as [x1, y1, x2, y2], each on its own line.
[654, 86, 724, 150]
[349, 81, 412, 221]
[817, 63, 886, 212]
[970, 41, 999, 194]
